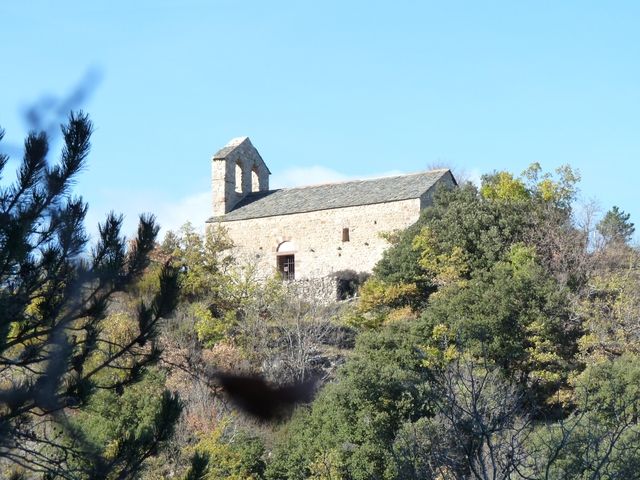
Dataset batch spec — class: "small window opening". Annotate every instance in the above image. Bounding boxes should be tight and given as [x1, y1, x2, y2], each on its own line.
[235, 162, 242, 193]
[277, 255, 295, 281]
[251, 167, 260, 192]
[342, 228, 350, 242]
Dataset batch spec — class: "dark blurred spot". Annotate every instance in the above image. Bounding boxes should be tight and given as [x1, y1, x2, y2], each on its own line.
[216, 373, 318, 422]
[22, 67, 103, 143]
[0, 67, 104, 158]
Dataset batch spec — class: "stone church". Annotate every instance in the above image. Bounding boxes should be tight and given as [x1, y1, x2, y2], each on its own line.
[206, 137, 456, 280]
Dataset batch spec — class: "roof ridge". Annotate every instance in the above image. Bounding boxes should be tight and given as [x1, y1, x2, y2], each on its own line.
[276, 168, 450, 191]
[212, 136, 251, 159]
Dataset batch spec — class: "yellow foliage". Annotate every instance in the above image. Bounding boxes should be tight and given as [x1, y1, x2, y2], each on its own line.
[506, 243, 536, 266]
[538, 178, 557, 202]
[308, 449, 343, 479]
[431, 323, 450, 340]
[413, 227, 469, 287]
[480, 171, 530, 202]
[523, 162, 580, 207]
[84, 312, 139, 383]
[420, 324, 460, 368]
[342, 306, 387, 330]
[101, 311, 138, 345]
[578, 265, 640, 361]
[420, 345, 443, 368]
[421, 343, 459, 369]
[524, 316, 563, 379]
[528, 369, 561, 384]
[104, 439, 120, 460]
[191, 419, 261, 480]
[193, 303, 231, 347]
[358, 278, 418, 312]
[7, 296, 50, 348]
[25, 295, 45, 320]
[443, 345, 459, 362]
[384, 306, 417, 324]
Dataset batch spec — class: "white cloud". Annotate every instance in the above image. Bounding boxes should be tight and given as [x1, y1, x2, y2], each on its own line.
[155, 190, 211, 235]
[270, 166, 350, 188]
[85, 189, 210, 244]
[271, 165, 406, 189]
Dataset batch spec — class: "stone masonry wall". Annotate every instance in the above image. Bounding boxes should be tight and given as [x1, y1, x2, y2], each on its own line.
[212, 198, 422, 279]
[212, 137, 270, 216]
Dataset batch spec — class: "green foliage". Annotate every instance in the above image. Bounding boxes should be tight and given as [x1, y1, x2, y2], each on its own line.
[368, 163, 583, 312]
[597, 205, 635, 244]
[192, 303, 235, 347]
[574, 354, 640, 421]
[373, 220, 430, 287]
[264, 162, 640, 479]
[73, 369, 166, 454]
[266, 325, 433, 480]
[419, 183, 529, 274]
[578, 253, 640, 361]
[527, 355, 640, 478]
[393, 361, 528, 480]
[0, 113, 180, 477]
[162, 222, 234, 303]
[522, 162, 581, 208]
[159, 222, 243, 349]
[417, 244, 576, 400]
[392, 416, 447, 479]
[373, 181, 533, 304]
[182, 452, 210, 480]
[192, 420, 266, 480]
[66, 370, 181, 477]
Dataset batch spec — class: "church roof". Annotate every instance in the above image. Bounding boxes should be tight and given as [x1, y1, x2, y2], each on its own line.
[207, 169, 452, 223]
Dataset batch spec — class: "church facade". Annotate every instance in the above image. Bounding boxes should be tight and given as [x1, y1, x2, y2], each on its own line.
[206, 137, 456, 280]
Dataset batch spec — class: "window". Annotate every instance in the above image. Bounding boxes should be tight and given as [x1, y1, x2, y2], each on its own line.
[251, 167, 260, 192]
[278, 255, 295, 281]
[235, 161, 242, 193]
[342, 227, 350, 242]
[276, 241, 296, 281]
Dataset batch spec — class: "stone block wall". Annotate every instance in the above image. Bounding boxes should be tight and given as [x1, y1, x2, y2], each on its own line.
[212, 137, 270, 216]
[213, 198, 422, 279]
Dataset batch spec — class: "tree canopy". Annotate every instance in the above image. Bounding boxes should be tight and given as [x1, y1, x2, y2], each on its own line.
[265, 164, 640, 480]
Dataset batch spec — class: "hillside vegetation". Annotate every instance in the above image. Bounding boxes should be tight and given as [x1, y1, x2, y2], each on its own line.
[1, 117, 638, 479]
[153, 164, 638, 480]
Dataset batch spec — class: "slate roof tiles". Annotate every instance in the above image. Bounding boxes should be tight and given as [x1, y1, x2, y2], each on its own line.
[207, 169, 451, 223]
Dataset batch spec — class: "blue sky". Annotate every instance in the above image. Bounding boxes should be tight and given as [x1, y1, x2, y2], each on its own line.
[1, 1, 638, 240]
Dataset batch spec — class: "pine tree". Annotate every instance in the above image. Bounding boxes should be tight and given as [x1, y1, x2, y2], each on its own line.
[0, 113, 180, 478]
[597, 205, 635, 245]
